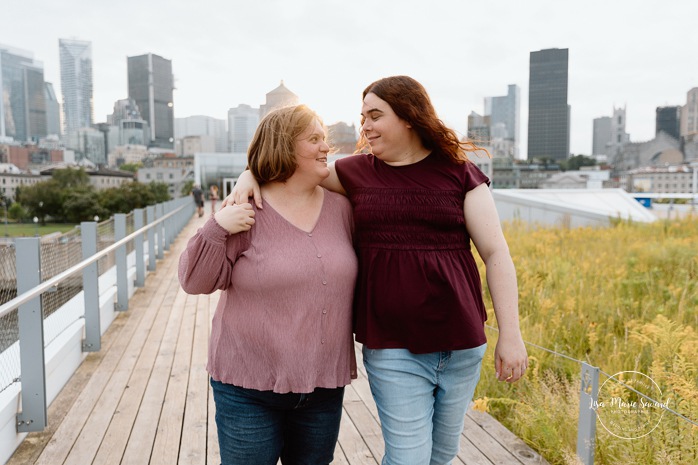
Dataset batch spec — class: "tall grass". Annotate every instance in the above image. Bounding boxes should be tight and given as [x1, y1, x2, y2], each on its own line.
[473, 216, 698, 465]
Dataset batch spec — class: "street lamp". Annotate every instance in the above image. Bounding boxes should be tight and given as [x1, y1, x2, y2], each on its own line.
[33, 216, 39, 237]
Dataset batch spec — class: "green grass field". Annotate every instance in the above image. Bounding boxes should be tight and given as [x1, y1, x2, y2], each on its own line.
[1, 222, 78, 238]
[474, 216, 698, 465]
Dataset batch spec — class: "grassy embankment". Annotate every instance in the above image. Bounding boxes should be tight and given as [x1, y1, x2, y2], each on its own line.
[474, 216, 698, 465]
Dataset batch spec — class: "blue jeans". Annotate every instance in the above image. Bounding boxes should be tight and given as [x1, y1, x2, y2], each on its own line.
[362, 344, 487, 465]
[210, 379, 344, 465]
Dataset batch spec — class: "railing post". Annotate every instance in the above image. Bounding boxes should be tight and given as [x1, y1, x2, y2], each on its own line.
[114, 213, 128, 312]
[81, 221, 100, 352]
[156, 203, 165, 259]
[577, 362, 599, 465]
[134, 208, 145, 287]
[163, 201, 171, 251]
[146, 206, 156, 271]
[15, 237, 47, 432]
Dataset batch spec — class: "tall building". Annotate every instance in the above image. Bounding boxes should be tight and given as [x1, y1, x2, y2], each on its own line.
[467, 112, 491, 145]
[327, 122, 358, 154]
[680, 87, 698, 142]
[593, 106, 630, 157]
[528, 48, 570, 161]
[0, 44, 47, 142]
[228, 104, 260, 152]
[484, 84, 520, 158]
[59, 38, 93, 134]
[127, 53, 174, 149]
[592, 116, 611, 156]
[175, 115, 228, 152]
[44, 82, 61, 136]
[656, 106, 681, 140]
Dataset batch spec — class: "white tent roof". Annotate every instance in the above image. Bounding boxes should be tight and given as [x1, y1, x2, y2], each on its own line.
[492, 188, 657, 228]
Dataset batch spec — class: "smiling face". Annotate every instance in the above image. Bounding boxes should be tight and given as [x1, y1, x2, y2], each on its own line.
[294, 118, 330, 180]
[360, 92, 415, 162]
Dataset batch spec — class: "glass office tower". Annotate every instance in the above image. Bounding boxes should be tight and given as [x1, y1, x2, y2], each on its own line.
[528, 48, 570, 161]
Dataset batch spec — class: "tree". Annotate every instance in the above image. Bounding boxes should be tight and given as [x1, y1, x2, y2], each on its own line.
[181, 180, 194, 197]
[16, 179, 65, 223]
[63, 190, 108, 223]
[119, 162, 142, 173]
[561, 154, 597, 171]
[8, 202, 27, 221]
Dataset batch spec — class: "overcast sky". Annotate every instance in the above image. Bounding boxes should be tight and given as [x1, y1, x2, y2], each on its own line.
[4, 0, 698, 158]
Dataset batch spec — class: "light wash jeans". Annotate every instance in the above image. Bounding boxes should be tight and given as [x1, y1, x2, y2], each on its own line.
[362, 344, 487, 465]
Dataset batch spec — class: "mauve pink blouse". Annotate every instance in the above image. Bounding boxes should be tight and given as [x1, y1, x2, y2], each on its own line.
[178, 189, 358, 394]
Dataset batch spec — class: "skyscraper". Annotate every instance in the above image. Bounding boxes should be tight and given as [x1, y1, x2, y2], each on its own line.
[655, 106, 681, 140]
[528, 48, 570, 161]
[484, 84, 520, 158]
[228, 104, 260, 153]
[592, 116, 611, 156]
[681, 87, 698, 142]
[175, 115, 228, 152]
[127, 53, 174, 149]
[44, 82, 61, 136]
[0, 44, 47, 142]
[59, 38, 93, 134]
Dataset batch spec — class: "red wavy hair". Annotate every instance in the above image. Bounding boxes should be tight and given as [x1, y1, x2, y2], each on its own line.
[357, 75, 488, 163]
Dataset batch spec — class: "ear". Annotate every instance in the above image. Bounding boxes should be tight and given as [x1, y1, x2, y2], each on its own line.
[406, 123, 412, 129]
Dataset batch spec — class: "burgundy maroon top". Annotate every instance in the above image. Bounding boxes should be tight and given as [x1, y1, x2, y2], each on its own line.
[335, 152, 489, 354]
[178, 189, 358, 393]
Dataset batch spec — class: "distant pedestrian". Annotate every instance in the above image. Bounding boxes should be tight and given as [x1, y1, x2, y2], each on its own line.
[191, 184, 204, 218]
[209, 184, 219, 215]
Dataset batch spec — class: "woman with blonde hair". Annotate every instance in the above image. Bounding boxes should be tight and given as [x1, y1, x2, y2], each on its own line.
[179, 104, 358, 465]
[227, 76, 527, 465]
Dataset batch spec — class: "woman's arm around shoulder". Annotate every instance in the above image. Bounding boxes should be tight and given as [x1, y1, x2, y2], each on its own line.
[464, 184, 528, 383]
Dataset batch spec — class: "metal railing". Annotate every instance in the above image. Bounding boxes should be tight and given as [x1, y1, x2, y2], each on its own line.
[0, 196, 195, 434]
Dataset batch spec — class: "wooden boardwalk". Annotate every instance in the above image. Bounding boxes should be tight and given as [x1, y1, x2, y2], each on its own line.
[8, 213, 547, 465]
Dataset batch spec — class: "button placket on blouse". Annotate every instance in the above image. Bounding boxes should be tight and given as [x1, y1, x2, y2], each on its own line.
[308, 232, 329, 345]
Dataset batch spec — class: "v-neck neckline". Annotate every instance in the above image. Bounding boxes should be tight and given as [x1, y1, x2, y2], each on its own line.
[262, 188, 326, 234]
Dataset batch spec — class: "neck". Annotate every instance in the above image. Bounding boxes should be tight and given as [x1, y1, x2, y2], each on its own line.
[384, 146, 431, 166]
[262, 180, 319, 204]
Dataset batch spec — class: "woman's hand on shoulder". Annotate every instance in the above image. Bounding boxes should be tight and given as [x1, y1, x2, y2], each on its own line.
[221, 170, 263, 209]
[214, 203, 255, 234]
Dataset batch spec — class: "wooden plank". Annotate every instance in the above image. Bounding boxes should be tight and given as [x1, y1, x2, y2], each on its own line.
[177, 294, 211, 465]
[341, 385, 384, 463]
[467, 410, 549, 465]
[91, 274, 182, 465]
[59, 245, 183, 465]
[458, 433, 495, 465]
[119, 286, 189, 465]
[33, 303, 151, 465]
[149, 292, 198, 465]
[334, 405, 377, 465]
[207, 292, 220, 465]
[461, 413, 521, 464]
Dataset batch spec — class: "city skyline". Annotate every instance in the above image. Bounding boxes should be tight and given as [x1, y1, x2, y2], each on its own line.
[3, 0, 698, 158]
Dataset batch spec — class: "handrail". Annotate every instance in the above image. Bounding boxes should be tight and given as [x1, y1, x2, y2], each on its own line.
[0, 203, 187, 320]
